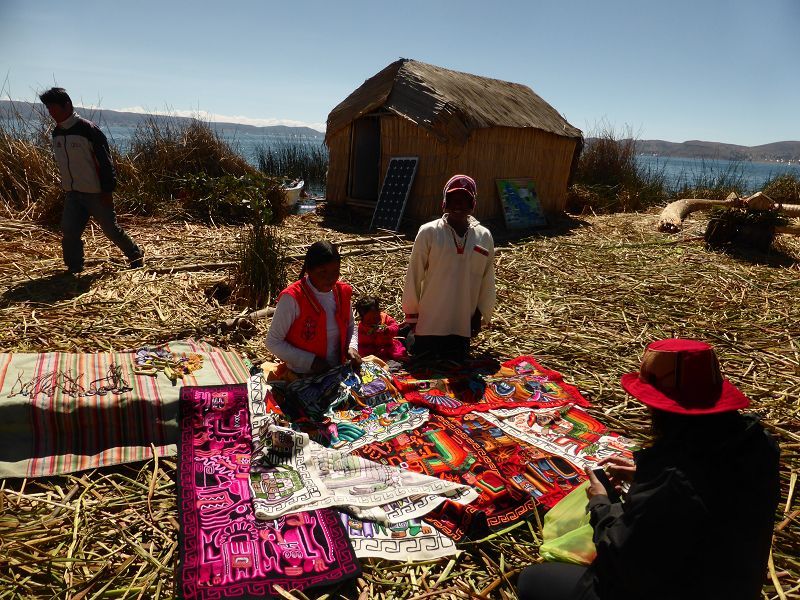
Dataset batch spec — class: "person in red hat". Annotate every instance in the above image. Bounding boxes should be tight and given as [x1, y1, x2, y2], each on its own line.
[518, 339, 780, 600]
[401, 174, 495, 361]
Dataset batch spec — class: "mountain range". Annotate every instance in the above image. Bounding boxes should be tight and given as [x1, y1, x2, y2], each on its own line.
[0, 100, 325, 139]
[588, 138, 800, 163]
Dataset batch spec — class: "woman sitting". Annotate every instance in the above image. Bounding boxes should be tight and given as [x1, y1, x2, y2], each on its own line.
[266, 240, 362, 378]
[518, 338, 780, 600]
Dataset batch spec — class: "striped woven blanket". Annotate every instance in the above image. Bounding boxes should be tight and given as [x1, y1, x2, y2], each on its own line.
[0, 341, 250, 478]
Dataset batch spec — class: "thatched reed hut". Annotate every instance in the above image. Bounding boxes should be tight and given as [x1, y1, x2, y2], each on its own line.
[324, 59, 583, 223]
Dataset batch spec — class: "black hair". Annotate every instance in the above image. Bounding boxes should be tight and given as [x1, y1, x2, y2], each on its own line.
[354, 295, 380, 317]
[649, 409, 741, 444]
[299, 240, 341, 280]
[39, 87, 73, 108]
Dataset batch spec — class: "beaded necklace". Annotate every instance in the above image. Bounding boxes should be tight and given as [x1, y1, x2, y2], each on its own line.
[446, 215, 470, 254]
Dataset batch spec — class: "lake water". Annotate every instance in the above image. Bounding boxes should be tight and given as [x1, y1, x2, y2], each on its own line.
[635, 155, 800, 193]
[102, 124, 325, 166]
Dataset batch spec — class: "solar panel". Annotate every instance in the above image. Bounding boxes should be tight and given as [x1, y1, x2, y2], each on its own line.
[369, 157, 419, 231]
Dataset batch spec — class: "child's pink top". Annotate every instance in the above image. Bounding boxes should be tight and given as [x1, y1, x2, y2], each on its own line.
[357, 312, 406, 361]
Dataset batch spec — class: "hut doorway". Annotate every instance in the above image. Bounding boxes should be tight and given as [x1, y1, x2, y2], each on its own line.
[349, 116, 380, 201]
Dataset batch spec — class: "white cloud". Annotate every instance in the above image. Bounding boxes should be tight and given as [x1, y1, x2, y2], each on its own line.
[91, 105, 326, 132]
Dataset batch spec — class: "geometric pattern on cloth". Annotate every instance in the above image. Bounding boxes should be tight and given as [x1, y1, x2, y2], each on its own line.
[352, 413, 540, 540]
[477, 405, 639, 471]
[0, 340, 251, 478]
[177, 384, 360, 600]
[248, 422, 477, 523]
[341, 512, 459, 560]
[248, 371, 459, 563]
[396, 355, 591, 417]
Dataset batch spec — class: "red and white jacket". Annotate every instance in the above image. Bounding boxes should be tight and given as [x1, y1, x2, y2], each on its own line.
[266, 278, 356, 373]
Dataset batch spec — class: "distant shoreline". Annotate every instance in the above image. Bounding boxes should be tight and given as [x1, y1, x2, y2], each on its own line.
[0, 99, 326, 139]
[636, 153, 800, 167]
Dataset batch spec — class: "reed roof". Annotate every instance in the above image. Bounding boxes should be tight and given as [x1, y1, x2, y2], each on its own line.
[326, 58, 582, 145]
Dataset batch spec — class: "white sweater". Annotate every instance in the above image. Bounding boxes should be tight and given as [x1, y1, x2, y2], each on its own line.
[402, 216, 496, 338]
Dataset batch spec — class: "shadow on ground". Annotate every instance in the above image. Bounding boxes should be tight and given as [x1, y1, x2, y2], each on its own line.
[316, 202, 591, 244]
[707, 245, 799, 268]
[0, 272, 100, 307]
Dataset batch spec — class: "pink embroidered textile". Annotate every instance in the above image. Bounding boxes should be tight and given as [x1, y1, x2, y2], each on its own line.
[177, 384, 360, 599]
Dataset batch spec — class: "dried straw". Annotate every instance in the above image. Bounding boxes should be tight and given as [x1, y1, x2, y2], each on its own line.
[1, 206, 798, 598]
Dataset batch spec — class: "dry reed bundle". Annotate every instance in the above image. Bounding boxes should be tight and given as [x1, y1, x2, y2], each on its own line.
[1, 208, 798, 599]
[0, 128, 63, 223]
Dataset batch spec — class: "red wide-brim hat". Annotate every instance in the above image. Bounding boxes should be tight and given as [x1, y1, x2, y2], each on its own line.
[620, 339, 750, 415]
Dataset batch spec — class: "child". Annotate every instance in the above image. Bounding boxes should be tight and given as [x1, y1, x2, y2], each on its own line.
[354, 296, 407, 362]
[402, 174, 495, 361]
[266, 241, 362, 376]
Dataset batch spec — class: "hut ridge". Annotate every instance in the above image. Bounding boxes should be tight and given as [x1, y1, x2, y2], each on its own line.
[326, 58, 582, 145]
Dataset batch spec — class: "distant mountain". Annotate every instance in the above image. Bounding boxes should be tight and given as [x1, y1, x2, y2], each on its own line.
[0, 100, 325, 139]
[592, 138, 800, 163]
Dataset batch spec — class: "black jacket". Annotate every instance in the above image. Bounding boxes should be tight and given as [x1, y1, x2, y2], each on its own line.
[576, 413, 780, 600]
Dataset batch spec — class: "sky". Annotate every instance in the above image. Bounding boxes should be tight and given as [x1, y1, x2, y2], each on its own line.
[1, 0, 798, 146]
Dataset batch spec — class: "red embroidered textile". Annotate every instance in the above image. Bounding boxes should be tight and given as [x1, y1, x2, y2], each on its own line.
[352, 413, 585, 540]
[396, 355, 590, 416]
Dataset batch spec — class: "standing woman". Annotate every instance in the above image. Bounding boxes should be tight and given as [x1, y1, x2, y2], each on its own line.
[517, 339, 781, 600]
[266, 241, 362, 377]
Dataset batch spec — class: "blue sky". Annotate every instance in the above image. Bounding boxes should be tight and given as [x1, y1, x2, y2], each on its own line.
[1, 0, 798, 145]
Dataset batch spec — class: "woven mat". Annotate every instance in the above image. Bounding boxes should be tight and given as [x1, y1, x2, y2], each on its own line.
[0, 341, 250, 478]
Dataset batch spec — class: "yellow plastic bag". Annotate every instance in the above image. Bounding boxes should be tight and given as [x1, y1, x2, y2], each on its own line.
[539, 481, 597, 565]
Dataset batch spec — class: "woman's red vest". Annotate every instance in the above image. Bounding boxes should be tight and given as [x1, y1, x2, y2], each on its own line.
[280, 278, 352, 363]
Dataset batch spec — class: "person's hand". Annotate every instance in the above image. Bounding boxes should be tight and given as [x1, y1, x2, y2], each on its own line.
[347, 348, 362, 369]
[401, 321, 416, 332]
[100, 192, 114, 206]
[470, 309, 482, 337]
[310, 357, 330, 374]
[597, 455, 636, 490]
[585, 467, 609, 500]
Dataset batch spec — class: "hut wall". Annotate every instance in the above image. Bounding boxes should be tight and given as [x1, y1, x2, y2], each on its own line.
[379, 116, 577, 221]
[326, 116, 577, 223]
[325, 124, 352, 205]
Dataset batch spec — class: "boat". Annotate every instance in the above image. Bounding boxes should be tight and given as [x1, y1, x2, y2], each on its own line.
[281, 179, 304, 209]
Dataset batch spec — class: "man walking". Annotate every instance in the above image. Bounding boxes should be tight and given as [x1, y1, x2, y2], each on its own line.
[39, 87, 143, 274]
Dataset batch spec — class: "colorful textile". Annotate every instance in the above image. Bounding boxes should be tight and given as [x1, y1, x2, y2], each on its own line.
[341, 513, 458, 560]
[269, 360, 429, 452]
[0, 340, 250, 478]
[325, 360, 429, 453]
[178, 383, 360, 600]
[475, 405, 638, 471]
[353, 414, 541, 540]
[397, 355, 589, 417]
[248, 369, 475, 523]
[248, 422, 476, 523]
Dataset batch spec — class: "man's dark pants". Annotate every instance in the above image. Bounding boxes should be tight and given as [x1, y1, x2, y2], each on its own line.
[61, 191, 142, 272]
